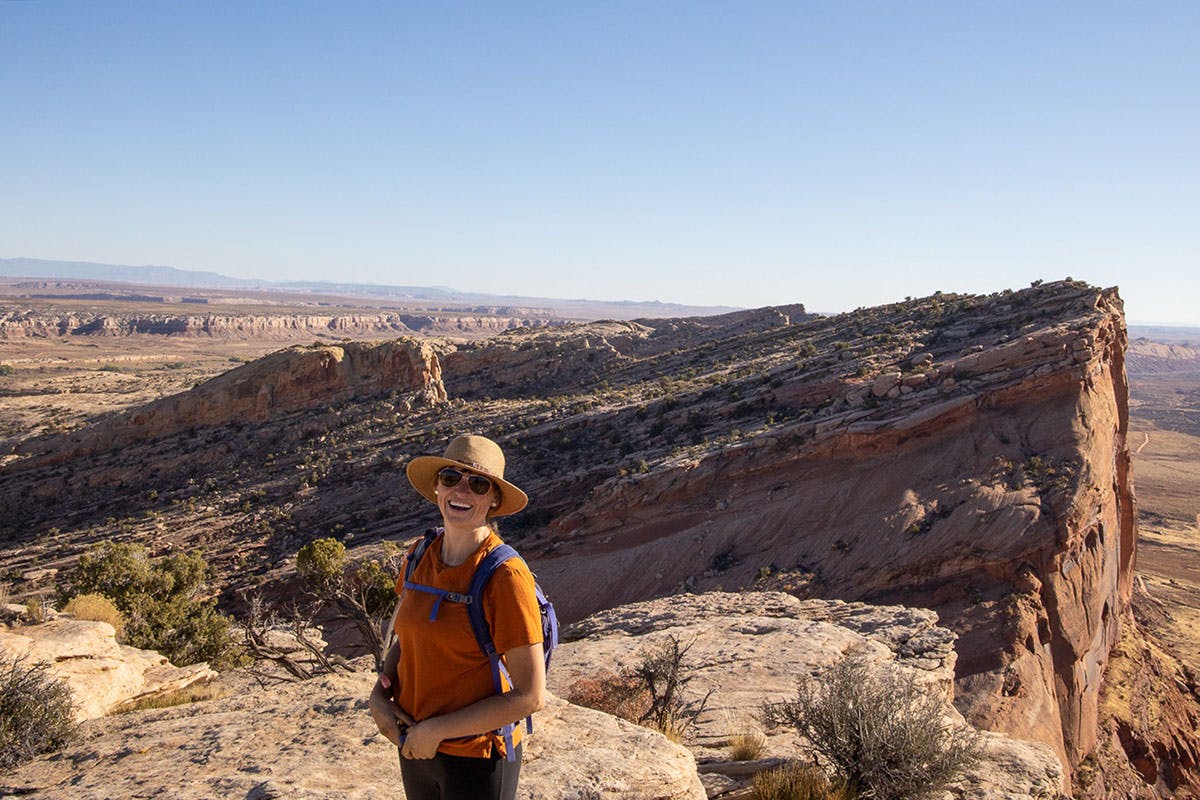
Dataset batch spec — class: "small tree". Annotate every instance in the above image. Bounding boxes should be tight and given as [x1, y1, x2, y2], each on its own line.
[634, 635, 713, 740]
[0, 655, 78, 769]
[295, 537, 402, 671]
[61, 543, 236, 669]
[761, 649, 981, 800]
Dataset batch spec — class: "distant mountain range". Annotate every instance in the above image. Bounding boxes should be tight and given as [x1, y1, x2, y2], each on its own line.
[0, 257, 739, 320]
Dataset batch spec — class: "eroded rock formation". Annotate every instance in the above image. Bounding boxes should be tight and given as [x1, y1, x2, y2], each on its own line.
[0, 310, 560, 340]
[552, 592, 1066, 799]
[0, 613, 217, 720]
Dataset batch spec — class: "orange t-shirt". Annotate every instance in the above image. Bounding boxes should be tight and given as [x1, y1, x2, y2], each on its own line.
[392, 530, 543, 758]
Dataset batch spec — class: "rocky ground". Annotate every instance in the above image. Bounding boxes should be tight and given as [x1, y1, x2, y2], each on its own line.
[1, 593, 1062, 800]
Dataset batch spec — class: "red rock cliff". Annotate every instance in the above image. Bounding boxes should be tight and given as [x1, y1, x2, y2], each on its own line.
[527, 287, 1134, 781]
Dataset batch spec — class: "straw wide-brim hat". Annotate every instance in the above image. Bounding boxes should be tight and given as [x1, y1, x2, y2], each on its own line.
[405, 434, 528, 517]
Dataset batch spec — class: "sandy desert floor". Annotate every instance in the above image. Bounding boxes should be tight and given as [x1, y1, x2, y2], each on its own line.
[1128, 422, 1200, 670]
[0, 337, 284, 449]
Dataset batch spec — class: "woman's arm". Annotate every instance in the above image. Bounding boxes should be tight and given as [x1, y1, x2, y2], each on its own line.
[369, 640, 415, 747]
[399, 641, 546, 759]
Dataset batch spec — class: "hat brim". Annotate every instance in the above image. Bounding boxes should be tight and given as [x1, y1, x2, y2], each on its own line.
[406, 455, 529, 517]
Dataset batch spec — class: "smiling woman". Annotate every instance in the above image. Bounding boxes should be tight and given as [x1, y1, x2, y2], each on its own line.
[369, 435, 545, 800]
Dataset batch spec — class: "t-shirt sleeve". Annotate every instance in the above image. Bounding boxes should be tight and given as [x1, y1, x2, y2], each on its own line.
[484, 559, 544, 656]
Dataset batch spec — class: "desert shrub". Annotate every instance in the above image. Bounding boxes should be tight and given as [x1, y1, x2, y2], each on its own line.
[295, 537, 348, 590]
[761, 649, 981, 800]
[565, 668, 650, 722]
[0, 655, 78, 769]
[566, 635, 712, 742]
[24, 597, 48, 623]
[631, 635, 714, 741]
[61, 542, 236, 669]
[750, 762, 854, 800]
[64, 592, 126, 639]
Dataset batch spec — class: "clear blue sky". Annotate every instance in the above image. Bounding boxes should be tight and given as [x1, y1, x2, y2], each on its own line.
[2, 2, 1197, 323]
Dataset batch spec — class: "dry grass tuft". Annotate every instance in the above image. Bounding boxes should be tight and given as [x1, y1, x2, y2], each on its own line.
[64, 592, 126, 639]
[115, 682, 226, 714]
[729, 729, 768, 761]
[750, 761, 855, 800]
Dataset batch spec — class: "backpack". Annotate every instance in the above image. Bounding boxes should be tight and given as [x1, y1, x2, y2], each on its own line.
[401, 527, 559, 761]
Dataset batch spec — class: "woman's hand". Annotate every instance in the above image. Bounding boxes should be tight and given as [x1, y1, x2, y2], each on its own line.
[400, 718, 446, 759]
[369, 676, 415, 748]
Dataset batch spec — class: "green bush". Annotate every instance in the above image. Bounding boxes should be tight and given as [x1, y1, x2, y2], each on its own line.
[761, 650, 980, 800]
[292, 537, 402, 671]
[295, 537, 348, 590]
[61, 543, 236, 669]
[0, 655, 78, 769]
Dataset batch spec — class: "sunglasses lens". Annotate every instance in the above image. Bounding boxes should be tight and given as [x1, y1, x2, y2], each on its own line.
[437, 468, 463, 488]
[437, 468, 492, 496]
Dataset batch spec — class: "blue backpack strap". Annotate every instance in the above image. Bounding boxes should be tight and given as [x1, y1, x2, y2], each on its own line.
[467, 543, 536, 762]
[402, 529, 473, 621]
[466, 543, 518, 666]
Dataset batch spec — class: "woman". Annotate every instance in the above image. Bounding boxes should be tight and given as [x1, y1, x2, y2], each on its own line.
[369, 434, 545, 800]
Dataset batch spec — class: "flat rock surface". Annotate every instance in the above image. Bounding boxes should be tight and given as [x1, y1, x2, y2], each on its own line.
[0, 670, 704, 800]
[551, 592, 1065, 799]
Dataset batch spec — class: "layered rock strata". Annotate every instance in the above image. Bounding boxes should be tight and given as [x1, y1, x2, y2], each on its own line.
[521, 284, 1135, 783]
[0, 310, 558, 340]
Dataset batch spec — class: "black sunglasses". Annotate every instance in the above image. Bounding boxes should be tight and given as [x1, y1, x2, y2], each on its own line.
[437, 467, 494, 496]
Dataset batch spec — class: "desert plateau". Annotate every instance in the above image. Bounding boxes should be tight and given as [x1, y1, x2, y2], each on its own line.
[2, 276, 1199, 799]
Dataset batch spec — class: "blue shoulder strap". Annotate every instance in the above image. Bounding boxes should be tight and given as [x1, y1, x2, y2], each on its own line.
[466, 543, 518, 661]
[402, 529, 474, 621]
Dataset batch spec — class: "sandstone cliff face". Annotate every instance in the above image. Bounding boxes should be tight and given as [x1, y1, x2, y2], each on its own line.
[0, 310, 559, 340]
[14, 339, 446, 460]
[526, 286, 1133, 779]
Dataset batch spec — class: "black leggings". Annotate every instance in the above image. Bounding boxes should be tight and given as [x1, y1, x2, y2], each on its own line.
[398, 742, 521, 800]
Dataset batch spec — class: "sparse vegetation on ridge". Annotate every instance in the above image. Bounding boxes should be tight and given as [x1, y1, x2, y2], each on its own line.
[760, 650, 981, 800]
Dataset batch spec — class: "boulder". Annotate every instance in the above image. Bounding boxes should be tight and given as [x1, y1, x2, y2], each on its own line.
[0, 617, 216, 720]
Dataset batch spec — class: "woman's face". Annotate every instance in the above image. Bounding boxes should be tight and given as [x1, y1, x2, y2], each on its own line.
[434, 467, 500, 530]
